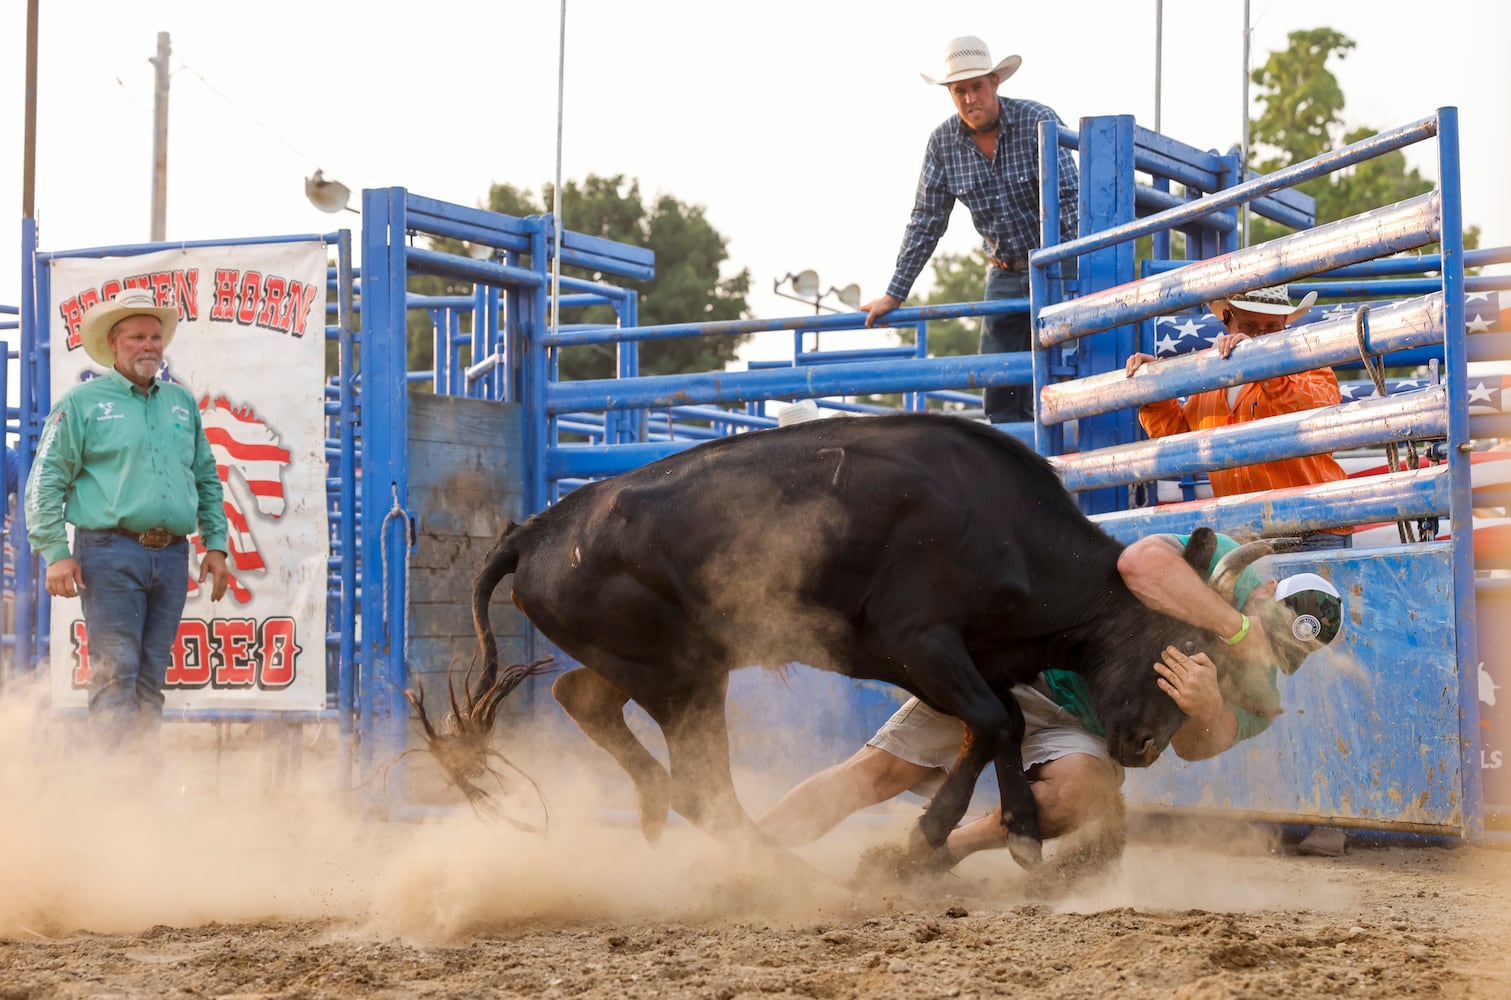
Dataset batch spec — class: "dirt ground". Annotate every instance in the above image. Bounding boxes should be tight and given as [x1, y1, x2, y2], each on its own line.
[4, 839, 1511, 1000]
[3, 706, 1510, 999]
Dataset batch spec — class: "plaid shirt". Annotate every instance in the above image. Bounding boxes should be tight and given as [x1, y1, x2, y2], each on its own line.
[886, 96, 1080, 302]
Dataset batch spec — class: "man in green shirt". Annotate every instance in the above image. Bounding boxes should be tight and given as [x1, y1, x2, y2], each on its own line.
[26, 288, 230, 746]
[758, 531, 1344, 869]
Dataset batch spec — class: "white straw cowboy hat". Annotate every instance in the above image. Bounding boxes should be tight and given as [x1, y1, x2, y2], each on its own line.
[79, 288, 178, 367]
[777, 400, 823, 427]
[920, 35, 1021, 87]
[1206, 284, 1319, 325]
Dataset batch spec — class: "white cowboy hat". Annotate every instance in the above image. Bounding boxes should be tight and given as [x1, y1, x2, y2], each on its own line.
[79, 287, 178, 367]
[1205, 284, 1319, 325]
[777, 400, 823, 427]
[920, 36, 1021, 87]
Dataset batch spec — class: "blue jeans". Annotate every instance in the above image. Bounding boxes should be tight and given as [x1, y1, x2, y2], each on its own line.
[75, 530, 190, 742]
[982, 268, 1032, 424]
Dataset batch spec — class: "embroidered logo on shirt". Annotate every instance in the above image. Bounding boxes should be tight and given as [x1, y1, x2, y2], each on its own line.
[172, 405, 191, 422]
[95, 401, 123, 422]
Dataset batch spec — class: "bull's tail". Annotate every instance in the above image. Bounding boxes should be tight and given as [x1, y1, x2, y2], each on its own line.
[473, 520, 528, 696]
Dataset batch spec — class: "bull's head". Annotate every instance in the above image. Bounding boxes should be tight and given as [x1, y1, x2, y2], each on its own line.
[1087, 529, 1274, 768]
[1092, 615, 1204, 768]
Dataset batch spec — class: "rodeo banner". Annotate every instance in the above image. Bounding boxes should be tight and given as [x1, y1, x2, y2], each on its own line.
[45, 242, 330, 712]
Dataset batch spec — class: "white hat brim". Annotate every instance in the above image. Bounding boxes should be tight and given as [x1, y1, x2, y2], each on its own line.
[1205, 289, 1318, 325]
[1275, 571, 1340, 602]
[921, 54, 1021, 87]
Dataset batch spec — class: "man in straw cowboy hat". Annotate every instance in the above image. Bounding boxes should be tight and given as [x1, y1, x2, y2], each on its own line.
[26, 287, 229, 747]
[860, 35, 1078, 426]
[1125, 284, 1353, 550]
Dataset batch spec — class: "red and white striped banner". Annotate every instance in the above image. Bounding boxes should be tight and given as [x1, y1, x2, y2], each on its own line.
[46, 243, 330, 712]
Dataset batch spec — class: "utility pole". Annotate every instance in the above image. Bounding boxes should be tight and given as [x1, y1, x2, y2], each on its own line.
[1240, 0, 1251, 248]
[1153, 0, 1162, 133]
[150, 31, 171, 241]
[23, 0, 39, 220]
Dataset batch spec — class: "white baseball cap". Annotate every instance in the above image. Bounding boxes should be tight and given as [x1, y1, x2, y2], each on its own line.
[1274, 572, 1343, 646]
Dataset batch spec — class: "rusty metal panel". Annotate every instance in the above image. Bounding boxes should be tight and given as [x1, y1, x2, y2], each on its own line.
[406, 394, 535, 715]
[1124, 545, 1465, 833]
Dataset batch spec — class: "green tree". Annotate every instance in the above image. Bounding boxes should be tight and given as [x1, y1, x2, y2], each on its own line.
[407, 175, 750, 382]
[483, 175, 751, 380]
[1250, 28, 1355, 171]
[1248, 28, 1479, 250]
[844, 250, 987, 411]
[918, 249, 988, 358]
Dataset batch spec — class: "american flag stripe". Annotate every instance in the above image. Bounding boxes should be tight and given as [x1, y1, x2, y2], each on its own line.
[189, 397, 293, 603]
[202, 427, 292, 463]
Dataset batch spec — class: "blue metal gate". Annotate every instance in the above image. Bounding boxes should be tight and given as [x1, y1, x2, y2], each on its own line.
[6, 104, 1506, 838]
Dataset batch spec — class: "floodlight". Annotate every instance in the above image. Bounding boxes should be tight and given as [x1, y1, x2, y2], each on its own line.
[305, 169, 352, 214]
[790, 269, 821, 297]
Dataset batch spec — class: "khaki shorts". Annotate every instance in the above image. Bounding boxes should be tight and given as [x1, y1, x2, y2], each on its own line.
[866, 681, 1124, 796]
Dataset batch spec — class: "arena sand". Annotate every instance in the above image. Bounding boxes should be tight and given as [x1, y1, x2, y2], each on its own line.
[2, 677, 1510, 998]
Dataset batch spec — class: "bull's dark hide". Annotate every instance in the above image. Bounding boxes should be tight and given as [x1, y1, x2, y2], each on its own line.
[472, 412, 1227, 866]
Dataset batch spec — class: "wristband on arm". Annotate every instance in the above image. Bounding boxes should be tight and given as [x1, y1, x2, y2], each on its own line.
[1222, 613, 1250, 645]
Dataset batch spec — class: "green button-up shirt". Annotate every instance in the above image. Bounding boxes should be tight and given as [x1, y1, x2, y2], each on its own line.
[25, 368, 228, 564]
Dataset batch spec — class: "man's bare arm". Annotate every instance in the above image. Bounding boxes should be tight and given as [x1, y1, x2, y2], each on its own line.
[1116, 535, 1274, 666]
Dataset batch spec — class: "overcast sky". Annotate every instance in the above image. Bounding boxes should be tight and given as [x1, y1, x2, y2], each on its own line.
[4, 0, 1507, 348]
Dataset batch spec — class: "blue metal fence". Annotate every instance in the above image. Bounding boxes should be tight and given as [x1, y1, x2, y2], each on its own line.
[5, 103, 1501, 837]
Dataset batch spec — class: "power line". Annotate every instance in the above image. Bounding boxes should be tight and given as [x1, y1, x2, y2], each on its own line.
[173, 59, 324, 169]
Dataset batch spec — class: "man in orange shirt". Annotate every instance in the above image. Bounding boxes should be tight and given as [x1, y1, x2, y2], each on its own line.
[1124, 284, 1352, 551]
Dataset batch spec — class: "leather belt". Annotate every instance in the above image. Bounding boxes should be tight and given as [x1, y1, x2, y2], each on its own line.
[112, 526, 186, 550]
[988, 256, 1029, 272]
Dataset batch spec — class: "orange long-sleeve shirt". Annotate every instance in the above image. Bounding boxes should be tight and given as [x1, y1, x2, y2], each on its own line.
[1138, 367, 1352, 534]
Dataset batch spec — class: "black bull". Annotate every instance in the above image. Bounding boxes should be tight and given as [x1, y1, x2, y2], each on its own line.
[470, 412, 1245, 865]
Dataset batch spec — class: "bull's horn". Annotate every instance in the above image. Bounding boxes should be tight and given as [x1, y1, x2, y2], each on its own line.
[1209, 540, 1275, 604]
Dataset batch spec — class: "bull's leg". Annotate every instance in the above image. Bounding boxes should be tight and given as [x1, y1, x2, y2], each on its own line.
[852, 626, 1034, 862]
[551, 667, 672, 843]
[913, 694, 1039, 867]
[991, 733, 1044, 868]
[647, 674, 759, 841]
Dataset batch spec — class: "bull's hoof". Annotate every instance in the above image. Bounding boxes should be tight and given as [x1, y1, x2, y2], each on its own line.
[636, 776, 671, 845]
[1006, 832, 1044, 869]
[852, 842, 913, 886]
[852, 833, 958, 887]
[853, 842, 948, 887]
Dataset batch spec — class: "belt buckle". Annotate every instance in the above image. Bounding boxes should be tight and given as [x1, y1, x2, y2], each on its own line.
[138, 527, 173, 550]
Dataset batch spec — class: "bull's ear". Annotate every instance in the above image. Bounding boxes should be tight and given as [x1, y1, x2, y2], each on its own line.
[1183, 527, 1218, 573]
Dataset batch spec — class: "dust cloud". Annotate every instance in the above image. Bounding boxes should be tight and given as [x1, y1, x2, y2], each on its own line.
[0, 666, 1370, 947]
[0, 677, 386, 936]
[0, 674, 866, 943]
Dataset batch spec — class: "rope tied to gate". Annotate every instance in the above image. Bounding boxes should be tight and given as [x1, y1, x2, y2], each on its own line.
[1354, 305, 1424, 543]
[380, 482, 414, 657]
